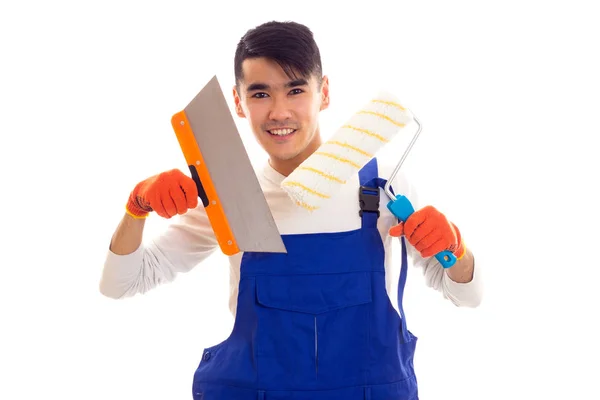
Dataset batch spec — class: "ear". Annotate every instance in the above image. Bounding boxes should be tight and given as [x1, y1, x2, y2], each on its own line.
[319, 75, 330, 111]
[232, 85, 246, 118]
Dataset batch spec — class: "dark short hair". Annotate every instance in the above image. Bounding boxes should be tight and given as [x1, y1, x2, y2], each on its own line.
[234, 21, 323, 87]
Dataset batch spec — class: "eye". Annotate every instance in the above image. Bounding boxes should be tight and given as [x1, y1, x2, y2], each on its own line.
[289, 88, 304, 95]
[251, 92, 269, 98]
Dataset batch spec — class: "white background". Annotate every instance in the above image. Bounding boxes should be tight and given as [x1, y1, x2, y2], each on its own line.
[1, 0, 599, 399]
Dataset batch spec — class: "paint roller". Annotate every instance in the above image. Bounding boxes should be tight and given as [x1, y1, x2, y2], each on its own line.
[281, 92, 457, 268]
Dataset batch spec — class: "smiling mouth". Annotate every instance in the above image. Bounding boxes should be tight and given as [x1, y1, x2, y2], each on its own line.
[267, 128, 297, 136]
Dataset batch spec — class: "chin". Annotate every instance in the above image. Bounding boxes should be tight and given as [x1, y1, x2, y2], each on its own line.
[273, 152, 302, 162]
[270, 144, 306, 162]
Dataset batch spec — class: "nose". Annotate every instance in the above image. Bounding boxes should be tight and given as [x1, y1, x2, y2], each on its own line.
[268, 96, 293, 121]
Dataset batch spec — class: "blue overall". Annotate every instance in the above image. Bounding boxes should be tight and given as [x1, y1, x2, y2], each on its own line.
[192, 158, 419, 399]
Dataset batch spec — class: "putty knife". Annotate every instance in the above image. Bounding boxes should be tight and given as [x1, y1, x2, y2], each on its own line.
[171, 75, 287, 256]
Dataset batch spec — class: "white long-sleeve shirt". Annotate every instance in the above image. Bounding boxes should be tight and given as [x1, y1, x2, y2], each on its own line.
[100, 159, 483, 316]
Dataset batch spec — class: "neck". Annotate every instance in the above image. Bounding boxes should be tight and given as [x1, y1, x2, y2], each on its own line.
[269, 131, 322, 177]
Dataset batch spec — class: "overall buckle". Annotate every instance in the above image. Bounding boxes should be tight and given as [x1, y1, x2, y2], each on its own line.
[359, 185, 380, 217]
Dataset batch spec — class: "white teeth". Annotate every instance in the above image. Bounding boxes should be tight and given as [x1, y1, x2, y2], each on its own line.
[269, 129, 295, 136]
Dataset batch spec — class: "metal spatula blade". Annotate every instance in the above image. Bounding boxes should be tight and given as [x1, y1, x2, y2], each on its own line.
[171, 75, 286, 255]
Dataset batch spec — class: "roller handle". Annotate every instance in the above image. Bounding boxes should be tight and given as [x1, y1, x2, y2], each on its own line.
[386, 194, 456, 268]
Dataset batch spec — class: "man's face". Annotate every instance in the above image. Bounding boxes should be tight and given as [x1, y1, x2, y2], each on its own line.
[233, 57, 329, 170]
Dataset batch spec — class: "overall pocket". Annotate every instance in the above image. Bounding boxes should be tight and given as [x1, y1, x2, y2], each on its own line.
[255, 271, 372, 390]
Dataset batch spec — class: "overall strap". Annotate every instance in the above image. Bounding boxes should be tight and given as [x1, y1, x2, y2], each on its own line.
[358, 158, 411, 342]
[358, 158, 381, 229]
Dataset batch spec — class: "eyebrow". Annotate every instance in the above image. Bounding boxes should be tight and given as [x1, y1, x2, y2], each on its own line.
[246, 78, 308, 92]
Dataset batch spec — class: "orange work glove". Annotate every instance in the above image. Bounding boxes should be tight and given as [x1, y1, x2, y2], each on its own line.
[125, 169, 198, 219]
[389, 205, 466, 260]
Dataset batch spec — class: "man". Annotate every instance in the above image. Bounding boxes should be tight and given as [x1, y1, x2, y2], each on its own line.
[101, 20, 482, 399]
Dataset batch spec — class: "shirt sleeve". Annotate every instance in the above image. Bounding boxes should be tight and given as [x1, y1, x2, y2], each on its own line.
[390, 166, 484, 308]
[406, 245, 484, 308]
[99, 206, 219, 299]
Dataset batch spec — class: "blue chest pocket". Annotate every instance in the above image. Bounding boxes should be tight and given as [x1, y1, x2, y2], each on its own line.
[256, 271, 372, 314]
[254, 271, 373, 389]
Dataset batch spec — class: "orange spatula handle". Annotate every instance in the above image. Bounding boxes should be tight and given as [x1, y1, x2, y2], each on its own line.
[171, 110, 240, 256]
